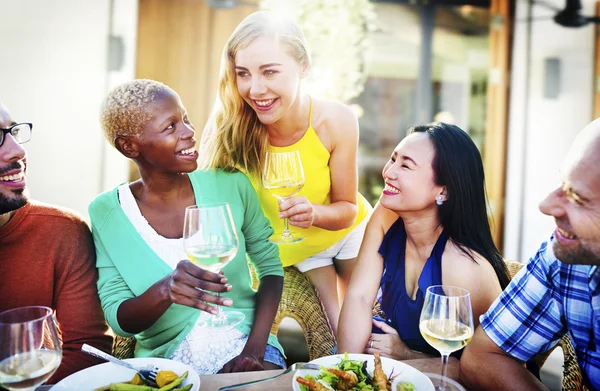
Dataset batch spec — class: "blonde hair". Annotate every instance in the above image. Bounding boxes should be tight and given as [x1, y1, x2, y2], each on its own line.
[198, 11, 311, 178]
[100, 79, 170, 146]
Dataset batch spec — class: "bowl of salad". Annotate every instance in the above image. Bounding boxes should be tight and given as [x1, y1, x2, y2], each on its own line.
[293, 352, 434, 391]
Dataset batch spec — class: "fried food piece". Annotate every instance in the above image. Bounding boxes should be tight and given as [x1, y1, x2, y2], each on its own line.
[324, 368, 358, 390]
[373, 352, 388, 391]
[156, 370, 179, 387]
[129, 374, 146, 385]
[296, 376, 331, 391]
[159, 371, 188, 391]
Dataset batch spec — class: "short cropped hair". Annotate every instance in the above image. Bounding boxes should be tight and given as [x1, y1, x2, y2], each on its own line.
[100, 79, 169, 145]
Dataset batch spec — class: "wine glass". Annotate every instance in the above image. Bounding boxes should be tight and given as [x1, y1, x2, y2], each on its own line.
[262, 150, 305, 244]
[183, 203, 245, 328]
[419, 285, 474, 391]
[0, 306, 62, 391]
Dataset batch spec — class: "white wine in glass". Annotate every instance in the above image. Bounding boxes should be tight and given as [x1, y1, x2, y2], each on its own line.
[183, 203, 245, 328]
[0, 306, 62, 391]
[262, 150, 305, 244]
[419, 285, 474, 391]
[185, 244, 238, 273]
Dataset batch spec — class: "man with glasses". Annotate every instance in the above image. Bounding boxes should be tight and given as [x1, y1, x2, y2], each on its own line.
[0, 103, 112, 383]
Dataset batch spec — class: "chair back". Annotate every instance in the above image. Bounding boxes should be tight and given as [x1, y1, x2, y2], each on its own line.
[271, 267, 336, 360]
[112, 334, 136, 359]
[505, 259, 525, 279]
[249, 263, 335, 359]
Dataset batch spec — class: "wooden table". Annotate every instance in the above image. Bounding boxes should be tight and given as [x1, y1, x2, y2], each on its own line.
[35, 357, 460, 391]
[200, 357, 460, 391]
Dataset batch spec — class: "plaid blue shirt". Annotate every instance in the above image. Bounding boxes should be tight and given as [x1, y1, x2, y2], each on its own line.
[481, 237, 600, 390]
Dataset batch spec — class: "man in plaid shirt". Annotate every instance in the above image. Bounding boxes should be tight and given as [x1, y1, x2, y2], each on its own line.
[461, 120, 600, 390]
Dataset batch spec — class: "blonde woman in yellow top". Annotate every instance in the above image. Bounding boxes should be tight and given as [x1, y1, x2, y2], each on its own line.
[199, 11, 372, 333]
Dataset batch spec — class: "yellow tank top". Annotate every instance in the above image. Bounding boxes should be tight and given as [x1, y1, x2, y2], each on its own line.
[253, 98, 371, 267]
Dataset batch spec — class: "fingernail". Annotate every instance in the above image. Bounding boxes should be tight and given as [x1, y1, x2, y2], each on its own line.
[210, 308, 219, 315]
[225, 284, 232, 290]
[221, 277, 228, 284]
[223, 299, 233, 306]
[279, 214, 284, 218]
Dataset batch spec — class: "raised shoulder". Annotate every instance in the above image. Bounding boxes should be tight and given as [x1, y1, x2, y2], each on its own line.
[222, 169, 256, 199]
[198, 168, 253, 193]
[222, 168, 251, 184]
[310, 98, 358, 151]
[442, 242, 503, 326]
[24, 201, 94, 262]
[28, 201, 89, 229]
[442, 242, 500, 289]
[369, 202, 400, 236]
[88, 186, 120, 228]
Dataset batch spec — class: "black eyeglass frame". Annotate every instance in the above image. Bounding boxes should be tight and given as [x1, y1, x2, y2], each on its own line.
[0, 123, 33, 147]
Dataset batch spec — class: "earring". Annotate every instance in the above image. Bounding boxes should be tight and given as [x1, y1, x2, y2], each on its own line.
[436, 195, 444, 206]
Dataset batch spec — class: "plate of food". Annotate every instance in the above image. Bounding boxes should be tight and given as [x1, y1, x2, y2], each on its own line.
[293, 352, 434, 391]
[50, 357, 200, 391]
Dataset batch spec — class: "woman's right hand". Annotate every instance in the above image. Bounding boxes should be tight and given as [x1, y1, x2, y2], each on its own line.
[278, 196, 316, 228]
[163, 260, 233, 314]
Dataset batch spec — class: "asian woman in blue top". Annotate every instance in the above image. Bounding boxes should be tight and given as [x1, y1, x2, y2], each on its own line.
[337, 123, 510, 360]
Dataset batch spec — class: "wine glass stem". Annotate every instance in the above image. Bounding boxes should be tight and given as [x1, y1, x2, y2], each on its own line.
[282, 218, 293, 238]
[211, 292, 226, 324]
[440, 353, 450, 389]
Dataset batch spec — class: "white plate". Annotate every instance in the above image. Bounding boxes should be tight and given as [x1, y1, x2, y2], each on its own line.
[292, 353, 434, 391]
[50, 357, 200, 391]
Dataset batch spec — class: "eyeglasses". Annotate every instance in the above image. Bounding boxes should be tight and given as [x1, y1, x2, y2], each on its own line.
[0, 123, 33, 147]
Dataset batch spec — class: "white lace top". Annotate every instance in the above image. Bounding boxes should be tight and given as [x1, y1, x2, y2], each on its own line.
[118, 184, 248, 374]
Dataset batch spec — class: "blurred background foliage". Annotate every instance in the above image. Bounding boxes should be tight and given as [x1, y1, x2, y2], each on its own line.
[260, 0, 376, 103]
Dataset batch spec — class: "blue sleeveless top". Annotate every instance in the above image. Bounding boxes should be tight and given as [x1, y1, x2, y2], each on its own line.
[378, 218, 448, 357]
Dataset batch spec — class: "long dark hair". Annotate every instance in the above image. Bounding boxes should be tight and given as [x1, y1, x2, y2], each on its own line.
[409, 122, 510, 289]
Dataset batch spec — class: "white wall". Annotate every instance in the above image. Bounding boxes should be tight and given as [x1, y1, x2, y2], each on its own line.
[503, 0, 596, 261]
[0, 0, 137, 219]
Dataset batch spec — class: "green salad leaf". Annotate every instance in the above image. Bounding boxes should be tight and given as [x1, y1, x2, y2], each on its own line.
[397, 381, 416, 391]
[297, 354, 416, 391]
[296, 354, 369, 391]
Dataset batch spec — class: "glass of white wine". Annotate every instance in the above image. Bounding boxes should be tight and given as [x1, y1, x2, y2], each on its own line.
[262, 150, 305, 244]
[0, 306, 62, 391]
[183, 203, 244, 328]
[419, 285, 474, 391]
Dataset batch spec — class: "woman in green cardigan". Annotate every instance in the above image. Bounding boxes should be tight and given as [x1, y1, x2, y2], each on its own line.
[89, 79, 285, 374]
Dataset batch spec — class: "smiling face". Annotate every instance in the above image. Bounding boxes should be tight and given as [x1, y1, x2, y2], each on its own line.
[130, 89, 198, 174]
[234, 35, 306, 125]
[0, 103, 28, 217]
[380, 132, 445, 215]
[539, 121, 600, 265]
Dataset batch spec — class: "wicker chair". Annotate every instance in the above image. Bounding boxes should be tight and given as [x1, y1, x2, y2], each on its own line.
[112, 334, 136, 360]
[505, 260, 589, 391]
[253, 265, 336, 360]
[113, 265, 336, 361]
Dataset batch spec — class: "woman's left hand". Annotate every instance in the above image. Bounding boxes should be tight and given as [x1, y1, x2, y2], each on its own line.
[219, 352, 265, 373]
[365, 319, 413, 360]
[279, 197, 315, 228]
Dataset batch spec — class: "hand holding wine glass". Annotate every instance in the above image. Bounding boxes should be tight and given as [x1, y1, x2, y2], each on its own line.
[262, 150, 305, 244]
[419, 285, 474, 391]
[163, 259, 232, 313]
[0, 306, 62, 391]
[183, 203, 245, 328]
